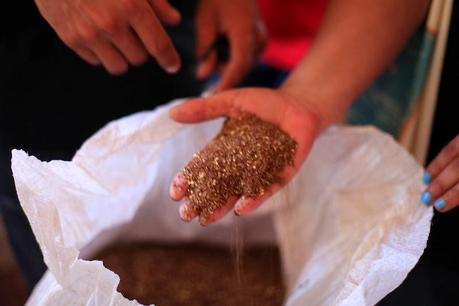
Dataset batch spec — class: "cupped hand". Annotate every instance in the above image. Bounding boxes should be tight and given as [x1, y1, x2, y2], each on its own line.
[169, 88, 322, 225]
[195, 0, 266, 92]
[35, 0, 181, 74]
[422, 135, 459, 212]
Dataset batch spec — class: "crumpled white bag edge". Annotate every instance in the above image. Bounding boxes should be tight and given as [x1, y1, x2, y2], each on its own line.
[10, 101, 433, 306]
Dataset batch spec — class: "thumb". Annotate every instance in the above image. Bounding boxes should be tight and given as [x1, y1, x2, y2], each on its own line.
[148, 0, 181, 25]
[169, 91, 240, 123]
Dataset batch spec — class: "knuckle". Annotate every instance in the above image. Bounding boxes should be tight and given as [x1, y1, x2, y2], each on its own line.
[102, 19, 122, 34]
[79, 26, 99, 41]
[92, 11, 121, 33]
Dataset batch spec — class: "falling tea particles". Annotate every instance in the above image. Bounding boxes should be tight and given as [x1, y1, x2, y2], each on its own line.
[183, 112, 297, 219]
[95, 243, 285, 306]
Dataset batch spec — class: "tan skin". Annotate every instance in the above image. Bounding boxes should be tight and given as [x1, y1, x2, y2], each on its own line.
[424, 135, 459, 212]
[169, 88, 320, 224]
[35, 0, 182, 74]
[195, 0, 266, 92]
[170, 0, 431, 225]
[35, 0, 264, 91]
[36, 0, 432, 221]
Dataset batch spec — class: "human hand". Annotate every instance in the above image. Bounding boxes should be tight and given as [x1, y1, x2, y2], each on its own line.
[169, 88, 321, 225]
[35, 0, 181, 74]
[195, 0, 266, 92]
[421, 135, 459, 212]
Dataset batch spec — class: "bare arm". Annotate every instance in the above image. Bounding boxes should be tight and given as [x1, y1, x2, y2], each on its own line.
[282, 0, 431, 130]
[169, 0, 431, 224]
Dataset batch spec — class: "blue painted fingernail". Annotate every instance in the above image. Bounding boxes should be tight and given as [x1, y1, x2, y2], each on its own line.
[422, 171, 432, 184]
[421, 191, 432, 205]
[434, 197, 446, 211]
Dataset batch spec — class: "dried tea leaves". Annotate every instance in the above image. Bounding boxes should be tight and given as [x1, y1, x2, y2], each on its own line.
[183, 112, 297, 220]
[96, 243, 285, 306]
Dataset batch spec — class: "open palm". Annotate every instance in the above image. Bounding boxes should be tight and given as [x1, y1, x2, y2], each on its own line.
[169, 88, 321, 225]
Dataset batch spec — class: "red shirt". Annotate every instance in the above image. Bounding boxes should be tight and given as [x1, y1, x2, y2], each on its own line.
[257, 0, 328, 70]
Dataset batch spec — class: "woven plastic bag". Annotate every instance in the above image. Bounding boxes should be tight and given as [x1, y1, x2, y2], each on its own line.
[12, 101, 432, 306]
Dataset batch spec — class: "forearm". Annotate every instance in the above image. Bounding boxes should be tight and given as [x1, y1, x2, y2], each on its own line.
[282, 0, 431, 131]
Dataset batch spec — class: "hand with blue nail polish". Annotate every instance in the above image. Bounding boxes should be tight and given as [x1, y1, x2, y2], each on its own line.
[421, 135, 459, 212]
[422, 171, 431, 185]
[421, 191, 432, 206]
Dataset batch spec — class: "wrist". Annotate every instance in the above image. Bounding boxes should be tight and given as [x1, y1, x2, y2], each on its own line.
[280, 81, 335, 134]
[275, 87, 324, 142]
[280, 65, 355, 133]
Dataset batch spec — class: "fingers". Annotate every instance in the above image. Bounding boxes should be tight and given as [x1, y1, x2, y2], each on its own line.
[38, 0, 182, 74]
[438, 184, 459, 212]
[73, 2, 132, 74]
[72, 46, 101, 66]
[110, 27, 149, 66]
[196, 51, 217, 80]
[427, 136, 459, 178]
[171, 169, 239, 225]
[169, 91, 240, 123]
[90, 40, 129, 75]
[67, 0, 180, 74]
[427, 157, 459, 199]
[129, 1, 181, 73]
[148, 0, 181, 25]
[195, 7, 218, 80]
[422, 135, 459, 212]
[170, 172, 188, 201]
[179, 201, 197, 222]
[422, 156, 459, 212]
[212, 18, 266, 92]
[178, 196, 238, 225]
[200, 197, 238, 226]
[56, 13, 102, 66]
[213, 29, 253, 92]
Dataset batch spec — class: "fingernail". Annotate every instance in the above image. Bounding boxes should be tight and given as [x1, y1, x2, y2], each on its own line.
[421, 191, 432, 206]
[179, 205, 196, 222]
[199, 215, 209, 226]
[434, 197, 446, 211]
[234, 210, 240, 217]
[422, 171, 432, 185]
[166, 66, 179, 74]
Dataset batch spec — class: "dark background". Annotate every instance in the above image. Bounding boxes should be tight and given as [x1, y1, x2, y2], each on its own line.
[0, 0, 203, 295]
[381, 2, 459, 305]
[0, 1, 458, 306]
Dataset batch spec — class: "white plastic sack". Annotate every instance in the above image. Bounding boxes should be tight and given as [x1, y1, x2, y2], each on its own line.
[12, 101, 432, 306]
